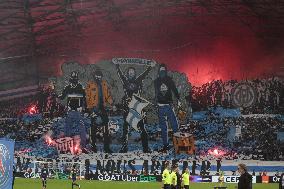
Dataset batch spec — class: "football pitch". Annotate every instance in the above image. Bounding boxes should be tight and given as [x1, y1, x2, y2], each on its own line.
[14, 178, 278, 189]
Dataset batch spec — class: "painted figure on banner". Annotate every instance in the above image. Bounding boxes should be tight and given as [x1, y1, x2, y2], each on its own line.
[58, 71, 86, 111]
[154, 64, 181, 152]
[86, 70, 113, 153]
[114, 59, 155, 153]
[55, 75, 89, 149]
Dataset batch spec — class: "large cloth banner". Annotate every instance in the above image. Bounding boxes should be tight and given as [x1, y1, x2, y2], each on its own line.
[112, 58, 155, 66]
[277, 131, 284, 143]
[54, 137, 75, 154]
[22, 113, 43, 124]
[0, 138, 15, 189]
[126, 94, 150, 131]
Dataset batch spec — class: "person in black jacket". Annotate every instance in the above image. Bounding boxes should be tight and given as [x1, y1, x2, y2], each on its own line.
[280, 172, 284, 189]
[41, 164, 49, 189]
[237, 163, 252, 189]
[71, 165, 80, 189]
[154, 64, 181, 152]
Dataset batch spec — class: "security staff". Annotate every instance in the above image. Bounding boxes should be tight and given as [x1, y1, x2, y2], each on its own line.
[218, 171, 225, 187]
[162, 162, 171, 189]
[171, 166, 178, 189]
[182, 168, 190, 189]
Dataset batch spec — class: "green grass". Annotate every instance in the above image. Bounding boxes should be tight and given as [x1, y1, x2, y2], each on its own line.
[14, 178, 278, 189]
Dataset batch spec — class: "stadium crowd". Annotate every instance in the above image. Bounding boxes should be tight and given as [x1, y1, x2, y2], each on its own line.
[0, 78, 283, 162]
[180, 116, 283, 161]
[191, 78, 283, 114]
[0, 96, 36, 118]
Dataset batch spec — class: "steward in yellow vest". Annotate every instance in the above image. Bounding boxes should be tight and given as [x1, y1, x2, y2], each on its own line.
[182, 168, 190, 189]
[171, 166, 179, 189]
[162, 162, 172, 189]
[218, 171, 224, 187]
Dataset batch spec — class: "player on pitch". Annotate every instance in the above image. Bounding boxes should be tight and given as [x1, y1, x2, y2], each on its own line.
[41, 164, 49, 189]
[71, 165, 81, 189]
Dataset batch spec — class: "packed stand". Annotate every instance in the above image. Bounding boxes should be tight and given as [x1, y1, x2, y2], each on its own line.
[191, 77, 284, 114]
[0, 79, 283, 161]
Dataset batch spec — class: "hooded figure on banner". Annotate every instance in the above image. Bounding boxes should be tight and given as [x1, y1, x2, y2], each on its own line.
[126, 94, 151, 132]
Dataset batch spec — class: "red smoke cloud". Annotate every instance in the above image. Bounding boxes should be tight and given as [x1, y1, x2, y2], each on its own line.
[69, 22, 284, 87]
[36, 2, 284, 86]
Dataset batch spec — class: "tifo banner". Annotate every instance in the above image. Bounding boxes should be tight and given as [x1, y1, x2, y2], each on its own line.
[277, 131, 284, 142]
[22, 113, 42, 124]
[0, 138, 15, 189]
[112, 58, 155, 66]
[47, 136, 81, 155]
[54, 137, 75, 154]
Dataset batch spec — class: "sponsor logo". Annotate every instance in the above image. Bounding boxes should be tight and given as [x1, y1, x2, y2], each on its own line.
[139, 175, 157, 182]
[0, 144, 12, 188]
[190, 176, 212, 183]
[225, 176, 239, 183]
[24, 172, 40, 179]
[97, 174, 138, 182]
[270, 176, 280, 183]
[223, 176, 256, 183]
